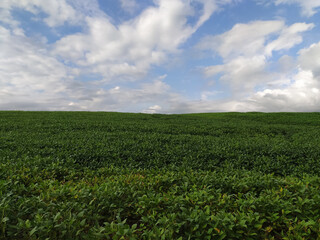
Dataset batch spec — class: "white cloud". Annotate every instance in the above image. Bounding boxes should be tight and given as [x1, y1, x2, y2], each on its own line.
[167, 99, 243, 113]
[193, 0, 219, 29]
[0, 25, 181, 112]
[200, 90, 222, 100]
[68, 78, 179, 112]
[120, 0, 138, 14]
[68, 0, 107, 19]
[298, 42, 320, 76]
[264, 23, 314, 56]
[2, 0, 318, 113]
[199, 21, 313, 97]
[203, 20, 313, 89]
[198, 20, 313, 60]
[192, 19, 318, 112]
[0, 25, 75, 110]
[277, 55, 296, 72]
[167, 66, 320, 113]
[0, 24, 181, 112]
[198, 20, 285, 59]
[1, 0, 234, 112]
[204, 55, 270, 96]
[0, 0, 80, 27]
[143, 105, 162, 114]
[246, 70, 320, 111]
[225, 40, 320, 112]
[53, 0, 230, 80]
[275, 0, 320, 17]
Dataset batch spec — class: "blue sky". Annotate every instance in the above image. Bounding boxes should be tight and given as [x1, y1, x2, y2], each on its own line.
[1, 0, 320, 113]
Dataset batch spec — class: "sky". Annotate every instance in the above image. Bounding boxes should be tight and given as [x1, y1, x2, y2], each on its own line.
[1, 0, 320, 113]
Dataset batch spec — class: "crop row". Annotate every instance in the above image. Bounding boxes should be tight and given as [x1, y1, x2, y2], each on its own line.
[1, 112, 320, 176]
[1, 112, 320, 239]
[1, 157, 320, 239]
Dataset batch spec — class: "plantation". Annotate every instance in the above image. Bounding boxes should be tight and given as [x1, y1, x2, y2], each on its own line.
[1, 111, 320, 239]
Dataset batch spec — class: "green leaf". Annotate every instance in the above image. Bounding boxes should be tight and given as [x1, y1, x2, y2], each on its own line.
[54, 212, 61, 222]
[29, 227, 37, 236]
[25, 219, 31, 228]
[80, 219, 86, 226]
[77, 211, 85, 218]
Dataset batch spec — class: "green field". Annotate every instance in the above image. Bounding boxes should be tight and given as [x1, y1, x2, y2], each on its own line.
[1, 111, 320, 239]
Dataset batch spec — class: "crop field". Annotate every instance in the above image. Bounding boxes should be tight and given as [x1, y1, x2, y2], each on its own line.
[1, 111, 320, 239]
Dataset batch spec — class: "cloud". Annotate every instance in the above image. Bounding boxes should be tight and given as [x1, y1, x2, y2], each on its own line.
[198, 20, 314, 59]
[66, 77, 180, 112]
[0, 0, 80, 27]
[0, 23, 103, 111]
[0, 25, 75, 110]
[0, 0, 234, 112]
[0, 24, 180, 112]
[168, 68, 320, 113]
[274, 0, 320, 17]
[120, 0, 139, 14]
[264, 23, 314, 56]
[166, 99, 243, 113]
[256, 41, 320, 111]
[298, 42, 320, 76]
[53, 0, 230, 81]
[193, 0, 219, 29]
[246, 70, 320, 111]
[68, 0, 107, 19]
[1, 0, 318, 113]
[227, 40, 320, 112]
[199, 20, 313, 96]
[204, 55, 270, 96]
[191, 19, 318, 112]
[200, 90, 222, 101]
[142, 105, 162, 114]
[198, 20, 285, 59]
[0, 23, 179, 112]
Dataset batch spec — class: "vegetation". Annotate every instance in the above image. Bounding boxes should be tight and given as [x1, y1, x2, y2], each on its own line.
[1, 111, 320, 239]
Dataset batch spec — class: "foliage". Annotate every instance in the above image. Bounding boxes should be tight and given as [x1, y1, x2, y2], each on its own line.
[1, 111, 320, 239]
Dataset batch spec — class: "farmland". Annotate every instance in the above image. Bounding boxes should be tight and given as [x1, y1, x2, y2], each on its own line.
[1, 111, 320, 239]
